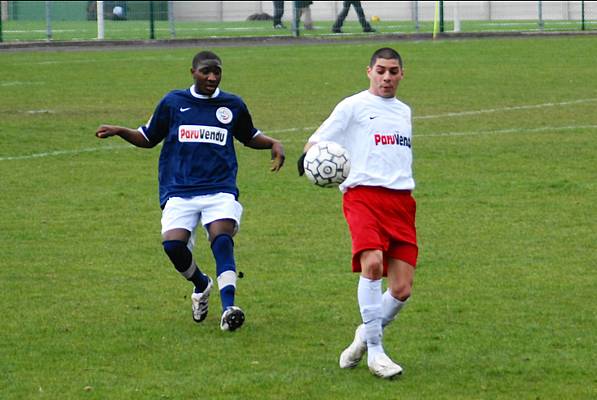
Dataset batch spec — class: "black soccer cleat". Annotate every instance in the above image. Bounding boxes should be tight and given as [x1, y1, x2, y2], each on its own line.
[220, 306, 245, 331]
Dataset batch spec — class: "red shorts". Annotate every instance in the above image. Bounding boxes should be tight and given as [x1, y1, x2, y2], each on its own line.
[343, 186, 418, 276]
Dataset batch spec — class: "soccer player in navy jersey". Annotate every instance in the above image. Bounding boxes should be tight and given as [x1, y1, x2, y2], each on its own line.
[96, 50, 285, 331]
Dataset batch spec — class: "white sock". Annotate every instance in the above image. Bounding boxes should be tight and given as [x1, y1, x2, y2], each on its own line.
[357, 276, 383, 360]
[356, 290, 408, 343]
[381, 290, 407, 328]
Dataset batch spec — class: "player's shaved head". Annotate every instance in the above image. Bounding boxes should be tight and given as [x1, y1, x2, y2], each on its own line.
[370, 48, 403, 69]
[192, 51, 222, 70]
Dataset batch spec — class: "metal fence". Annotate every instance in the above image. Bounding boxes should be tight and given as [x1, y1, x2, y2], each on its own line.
[0, 1, 595, 43]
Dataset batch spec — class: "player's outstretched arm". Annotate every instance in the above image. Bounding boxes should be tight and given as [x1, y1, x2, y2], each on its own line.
[246, 134, 285, 172]
[95, 124, 154, 148]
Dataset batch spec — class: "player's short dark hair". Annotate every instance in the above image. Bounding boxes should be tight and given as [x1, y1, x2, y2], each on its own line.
[192, 51, 222, 70]
[370, 47, 403, 68]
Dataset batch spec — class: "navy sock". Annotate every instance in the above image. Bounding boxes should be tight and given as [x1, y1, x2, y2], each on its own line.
[162, 240, 209, 292]
[190, 270, 209, 294]
[211, 234, 237, 310]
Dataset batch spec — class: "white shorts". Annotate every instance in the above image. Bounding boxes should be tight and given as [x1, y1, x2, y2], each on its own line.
[161, 193, 243, 250]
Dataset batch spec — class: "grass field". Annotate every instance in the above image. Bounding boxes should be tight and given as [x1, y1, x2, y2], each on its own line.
[2, 19, 595, 42]
[1, 36, 596, 399]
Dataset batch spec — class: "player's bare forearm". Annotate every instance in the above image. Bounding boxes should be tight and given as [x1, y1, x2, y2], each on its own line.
[95, 124, 153, 148]
[247, 134, 285, 171]
[246, 133, 277, 149]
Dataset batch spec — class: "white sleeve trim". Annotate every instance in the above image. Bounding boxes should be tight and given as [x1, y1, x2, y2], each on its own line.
[137, 127, 151, 142]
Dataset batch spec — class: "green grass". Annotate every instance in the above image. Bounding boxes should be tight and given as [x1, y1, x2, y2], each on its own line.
[1, 36, 596, 399]
[1, 19, 595, 42]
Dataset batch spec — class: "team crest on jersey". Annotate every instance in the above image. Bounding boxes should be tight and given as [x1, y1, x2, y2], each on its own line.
[179, 125, 228, 145]
[216, 107, 233, 124]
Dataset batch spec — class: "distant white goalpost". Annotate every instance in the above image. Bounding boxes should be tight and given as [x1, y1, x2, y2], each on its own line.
[96, 0, 104, 40]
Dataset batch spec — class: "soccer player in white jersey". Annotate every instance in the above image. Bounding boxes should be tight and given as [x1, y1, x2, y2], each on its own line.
[299, 48, 417, 378]
[96, 50, 285, 332]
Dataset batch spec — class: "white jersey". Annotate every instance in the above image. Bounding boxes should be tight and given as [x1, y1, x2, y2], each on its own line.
[308, 90, 415, 192]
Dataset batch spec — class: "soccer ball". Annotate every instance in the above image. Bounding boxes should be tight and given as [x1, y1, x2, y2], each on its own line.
[303, 141, 351, 188]
[113, 6, 124, 17]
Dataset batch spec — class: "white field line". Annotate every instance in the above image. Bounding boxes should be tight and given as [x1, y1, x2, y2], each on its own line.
[2, 99, 596, 161]
[413, 98, 597, 120]
[5, 29, 78, 34]
[5, 54, 182, 67]
[416, 124, 597, 138]
[0, 81, 44, 87]
[0, 144, 133, 161]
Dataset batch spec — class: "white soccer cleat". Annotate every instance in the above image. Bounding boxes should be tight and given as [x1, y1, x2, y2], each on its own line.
[339, 324, 367, 368]
[368, 353, 403, 379]
[220, 306, 245, 331]
[191, 276, 213, 323]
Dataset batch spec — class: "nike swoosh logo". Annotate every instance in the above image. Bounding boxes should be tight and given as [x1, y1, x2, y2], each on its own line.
[369, 116, 378, 119]
[180, 107, 191, 112]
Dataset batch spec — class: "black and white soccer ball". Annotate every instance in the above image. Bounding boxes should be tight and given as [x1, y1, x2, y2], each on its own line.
[303, 141, 351, 188]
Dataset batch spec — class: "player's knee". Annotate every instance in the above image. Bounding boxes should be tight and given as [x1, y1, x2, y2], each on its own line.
[163, 239, 186, 255]
[390, 283, 412, 302]
[361, 251, 383, 267]
[360, 251, 384, 279]
[162, 240, 192, 269]
[211, 233, 234, 252]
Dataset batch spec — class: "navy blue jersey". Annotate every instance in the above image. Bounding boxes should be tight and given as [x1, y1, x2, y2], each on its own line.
[139, 86, 259, 208]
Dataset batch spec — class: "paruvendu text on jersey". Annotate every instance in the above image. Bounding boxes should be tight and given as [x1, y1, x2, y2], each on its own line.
[138, 86, 261, 208]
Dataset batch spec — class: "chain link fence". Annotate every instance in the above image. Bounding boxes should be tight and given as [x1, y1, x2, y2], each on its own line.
[1, 1, 595, 43]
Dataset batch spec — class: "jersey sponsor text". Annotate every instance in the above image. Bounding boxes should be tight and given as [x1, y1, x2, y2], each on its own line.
[374, 132, 411, 148]
[179, 125, 228, 145]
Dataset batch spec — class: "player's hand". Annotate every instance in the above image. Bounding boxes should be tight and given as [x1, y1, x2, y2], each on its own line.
[297, 152, 306, 176]
[95, 125, 120, 139]
[270, 142, 285, 172]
